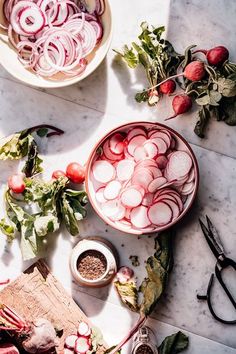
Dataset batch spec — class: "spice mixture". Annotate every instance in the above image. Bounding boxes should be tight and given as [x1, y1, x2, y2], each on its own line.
[77, 250, 107, 280]
[135, 344, 154, 354]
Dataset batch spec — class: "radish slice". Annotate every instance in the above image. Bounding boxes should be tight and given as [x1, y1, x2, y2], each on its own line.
[116, 159, 135, 181]
[132, 170, 153, 190]
[65, 334, 78, 349]
[137, 159, 158, 168]
[148, 177, 167, 193]
[64, 349, 74, 354]
[127, 135, 147, 156]
[93, 160, 115, 183]
[151, 137, 168, 154]
[133, 146, 148, 162]
[109, 133, 125, 155]
[75, 337, 90, 354]
[156, 155, 168, 169]
[78, 322, 90, 337]
[110, 204, 126, 221]
[103, 180, 122, 200]
[148, 166, 163, 178]
[148, 202, 172, 226]
[168, 151, 192, 178]
[161, 199, 180, 220]
[103, 140, 123, 161]
[127, 127, 147, 141]
[95, 187, 106, 203]
[143, 141, 158, 159]
[181, 181, 195, 195]
[149, 131, 171, 148]
[142, 193, 154, 206]
[186, 168, 195, 183]
[130, 205, 151, 228]
[101, 200, 123, 218]
[121, 187, 143, 208]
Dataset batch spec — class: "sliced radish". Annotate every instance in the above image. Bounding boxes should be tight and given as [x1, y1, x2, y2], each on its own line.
[101, 200, 123, 218]
[150, 131, 171, 148]
[151, 137, 168, 154]
[148, 166, 163, 178]
[93, 160, 115, 184]
[103, 140, 123, 161]
[143, 141, 158, 159]
[156, 155, 168, 169]
[127, 135, 147, 156]
[110, 204, 126, 221]
[95, 187, 106, 204]
[160, 199, 180, 220]
[148, 202, 172, 226]
[103, 180, 122, 200]
[127, 127, 147, 141]
[147, 128, 159, 138]
[132, 170, 153, 190]
[137, 159, 158, 168]
[75, 337, 90, 354]
[186, 168, 195, 183]
[116, 159, 135, 181]
[148, 177, 167, 193]
[181, 181, 195, 195]
[65, 334, 78, 349]
[109, 133, 125, 154]
[130, 205, 151, 229]
[142, 193, 154, 206]
[78, 322, 91, 337]
[64, 349, 74, 354]
[168, 151, 192, 178]
[121, 187, 143, 208]
[133, 145, 148, 162]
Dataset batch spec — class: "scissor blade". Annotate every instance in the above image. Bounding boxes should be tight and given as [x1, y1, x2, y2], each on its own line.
[199, 218, 224, 259]
[206, 216, 225, 254]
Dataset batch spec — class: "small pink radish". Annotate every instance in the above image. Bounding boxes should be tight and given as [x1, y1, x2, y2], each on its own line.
[65, 334, 78, 350]
[77, 322, 91, 337]
[159, 79, 176, 95]
[0, 343, 19, 354]
[194, 46, 229, 66]
[116, 266, 134, 284]
[75, 336, 90, 354]
[165, 95, 192, 121]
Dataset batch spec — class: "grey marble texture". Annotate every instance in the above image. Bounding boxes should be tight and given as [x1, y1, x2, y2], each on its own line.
[0, 0, 236, 353]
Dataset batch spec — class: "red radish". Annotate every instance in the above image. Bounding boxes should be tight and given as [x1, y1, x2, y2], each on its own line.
[8, 174, 25, 194]
[130, 205, 151, 229]
[165, 94, 192, 121]
[92, 160, 115, 183]
[184, 61, 205, 81]
[65, 334, 78, 349]
[75, 337, 90, 354]
[77, 322, 90, 337]
[52, 170, 66, 179]
[159, 79, 176, 95]
[116, 266, 134, 283]
[148, 201, 173, 226]
[194, 46, 229, 66]
[66, 162, 85, 184]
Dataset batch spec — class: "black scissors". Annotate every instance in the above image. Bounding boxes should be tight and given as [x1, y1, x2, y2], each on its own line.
[198, 215, 236, 324]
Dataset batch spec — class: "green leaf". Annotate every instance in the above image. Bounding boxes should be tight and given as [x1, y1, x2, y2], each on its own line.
[140, 230, 174, 315]
[0, 133, 28, 160]
[218, 97, 236, 125]
[158, 331, 189, 354]
[179, 45, 197, 70]
[215, 77, 236, 97]
[194, 106, 211, 138]
[34, 215, 60, 237]
[113, 45, 139, 69]
[36, 128, 48, 137]
[22, 139, 43, 177]
[196, 94, 210, 106]
[152, 25, 165, 40]
[114, 280, 139, 312]
[104, 346, 121, 354]
[209, 90, 222, 106]
[135, 91, 149, 103]
[87, 326, 105, 354]
[0, 218, 15, 242]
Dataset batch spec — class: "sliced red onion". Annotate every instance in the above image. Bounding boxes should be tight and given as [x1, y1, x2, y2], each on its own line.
[79, 20, 97, 56]
[18, 6, 45, 34]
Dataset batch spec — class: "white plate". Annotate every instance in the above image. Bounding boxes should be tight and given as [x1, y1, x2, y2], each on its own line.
[0, 0, 112, 88]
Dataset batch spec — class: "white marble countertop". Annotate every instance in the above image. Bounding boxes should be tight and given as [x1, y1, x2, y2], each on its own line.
[0, 0, 236, 353]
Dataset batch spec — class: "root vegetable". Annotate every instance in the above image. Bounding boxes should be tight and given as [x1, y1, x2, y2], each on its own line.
[165, 94, 192, 121]
[116, 266, 134, 284]
[159, 79, 176, 95]
[193, 46, 229, 66]
[0, 343, 19, 354]
[22, 318, 57, 353]
[52, 170, 66, 179]
[8, 174, 25, 194]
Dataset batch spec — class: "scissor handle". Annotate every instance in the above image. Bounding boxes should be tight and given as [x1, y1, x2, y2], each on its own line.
[215, 257, 236, 310]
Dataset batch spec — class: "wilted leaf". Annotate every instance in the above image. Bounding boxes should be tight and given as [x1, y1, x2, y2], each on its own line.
[114, 280, 139, 312]
[194, 106, 211, 138]
[158, 331, 189, 354]
[0, 218, 15, 242]
[215, 77, 236, 97]
[196, 94, 210, 106]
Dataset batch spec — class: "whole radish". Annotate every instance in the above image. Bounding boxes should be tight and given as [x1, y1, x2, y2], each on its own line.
[148, 61, 206, 92]
[165, 95, 192, 121]
[194, 46, 229, 66]
[159, 79, 176, 95]
[8, 174, 25, 194]
[116, 266, 134, 284]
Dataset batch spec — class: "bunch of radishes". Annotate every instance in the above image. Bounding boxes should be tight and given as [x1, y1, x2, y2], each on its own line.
[64, 322, 92, 354]
[150, 45, 230, 120]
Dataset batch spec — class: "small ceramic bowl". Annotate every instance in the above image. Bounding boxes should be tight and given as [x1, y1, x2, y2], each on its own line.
[0, 0, 112, 88]
[70, 237, 118, 287]
[85, 121, 199, 235]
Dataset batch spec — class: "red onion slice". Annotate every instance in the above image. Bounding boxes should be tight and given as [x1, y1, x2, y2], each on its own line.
[18, 6, 45, 34]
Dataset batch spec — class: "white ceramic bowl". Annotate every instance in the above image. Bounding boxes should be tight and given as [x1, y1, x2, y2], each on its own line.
[0, 0, 112, 88]
[85, 122, 199, 235]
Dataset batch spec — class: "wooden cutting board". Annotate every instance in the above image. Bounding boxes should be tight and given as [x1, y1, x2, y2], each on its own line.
[0, 260, 107, 354]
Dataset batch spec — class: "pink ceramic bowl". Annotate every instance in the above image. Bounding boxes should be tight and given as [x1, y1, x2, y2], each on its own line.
[85, 122, 199, 235]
